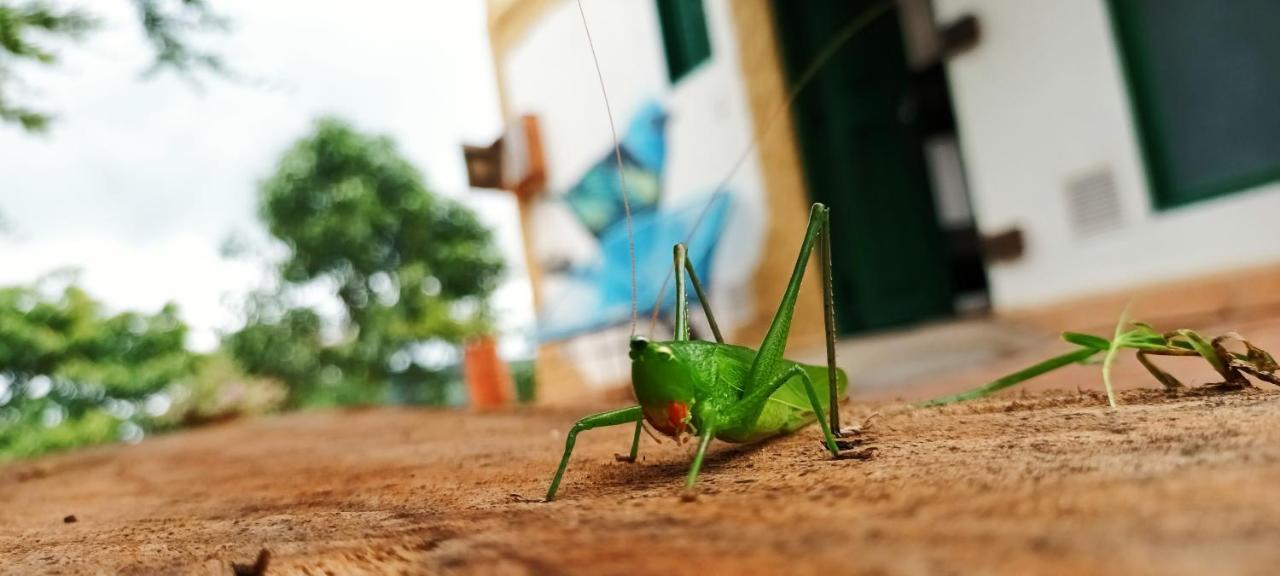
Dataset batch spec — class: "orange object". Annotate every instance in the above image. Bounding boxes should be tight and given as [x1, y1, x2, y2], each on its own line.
[464, 336, 513, 408]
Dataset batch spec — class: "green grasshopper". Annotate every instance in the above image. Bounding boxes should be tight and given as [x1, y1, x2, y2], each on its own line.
[541, 0, 896, 501]
[545, 204, 854, 501]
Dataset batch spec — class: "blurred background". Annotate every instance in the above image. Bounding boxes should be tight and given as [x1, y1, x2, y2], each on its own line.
[3, 0, 1280, 459]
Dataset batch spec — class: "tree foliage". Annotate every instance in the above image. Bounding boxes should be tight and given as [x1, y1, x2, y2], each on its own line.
[227, 117, 504, 406]
[132, 0, 227, 76]
[0, 0, 224, 131]
[0, 274, 198, 458]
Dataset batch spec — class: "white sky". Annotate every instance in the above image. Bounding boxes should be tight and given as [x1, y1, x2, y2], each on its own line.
[0, 0, 535, 356]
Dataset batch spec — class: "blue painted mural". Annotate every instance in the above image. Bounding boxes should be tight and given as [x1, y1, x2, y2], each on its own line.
[537, 101, 732, 341]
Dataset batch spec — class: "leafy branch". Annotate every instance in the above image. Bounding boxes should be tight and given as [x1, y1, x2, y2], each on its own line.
[919, 313, 1280, 408]
[0, 0, 226, 132]
[132, 0, 227, 77]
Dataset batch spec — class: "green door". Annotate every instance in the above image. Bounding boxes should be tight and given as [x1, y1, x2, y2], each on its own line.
[771, 0, 954, 333]
[1108, 0, 1280, 209]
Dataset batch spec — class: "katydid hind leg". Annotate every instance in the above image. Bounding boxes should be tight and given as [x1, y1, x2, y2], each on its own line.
[792, 367, 842, 456]
[735, 204, 850, 449]
[724, 365, 841, 457]
[545, 406, 644, 501]
[743, 204, 830, 398]
[817, 207, 844, 435]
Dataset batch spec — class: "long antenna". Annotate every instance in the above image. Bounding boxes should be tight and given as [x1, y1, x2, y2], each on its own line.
[646, 1, 895, 335]
[575, 0, 639, 336]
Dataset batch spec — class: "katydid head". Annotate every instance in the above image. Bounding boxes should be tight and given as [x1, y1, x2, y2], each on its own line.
[629, 336, 694, 439]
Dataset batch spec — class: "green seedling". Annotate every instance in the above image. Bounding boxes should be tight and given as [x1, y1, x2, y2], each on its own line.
[918, 314, 1280, 408]
[545, 205, 858, 501]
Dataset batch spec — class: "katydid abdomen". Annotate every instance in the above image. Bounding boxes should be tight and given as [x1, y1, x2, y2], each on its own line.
[717, 355, 848, 444]
[629, 339, 848, 445]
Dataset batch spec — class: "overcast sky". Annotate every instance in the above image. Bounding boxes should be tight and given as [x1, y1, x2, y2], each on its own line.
[0, 0, 534, 355]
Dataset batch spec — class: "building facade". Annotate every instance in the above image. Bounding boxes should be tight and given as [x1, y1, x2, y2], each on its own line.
[481, 0, 1280, 403]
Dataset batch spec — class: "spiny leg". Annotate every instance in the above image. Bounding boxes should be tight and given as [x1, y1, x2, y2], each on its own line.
[743, 204, 829, 388]
[681, 417, 719, 501]
[817, 205, 843, 435]
[740, 204, 845, 436]
[673, 243, 725, 343]
[546, 406, 644, 501]
[724, 365, 841, 457]
[791, 367, 842, 455]
[682, 365, 844, 501]
[614, 419, 644, 463]
[672, 244, 690, 342]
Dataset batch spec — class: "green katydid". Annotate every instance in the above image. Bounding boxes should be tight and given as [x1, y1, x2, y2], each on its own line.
[545, 204, 855, 501]
[540, 1, 892, 501]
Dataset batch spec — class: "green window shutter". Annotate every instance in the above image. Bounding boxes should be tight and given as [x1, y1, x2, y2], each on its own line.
[1108, 0, 1280, 209]
[656, 0, 712, 83]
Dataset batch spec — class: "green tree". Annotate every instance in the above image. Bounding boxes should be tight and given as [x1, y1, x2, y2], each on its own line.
[0, 0, 224, 131]
[0, 274, 198, 458]
[227, 117, 504, 406]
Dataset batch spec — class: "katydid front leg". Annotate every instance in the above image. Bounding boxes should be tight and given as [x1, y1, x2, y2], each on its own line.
[545, 406, 644, 501]
[681, 416, 719, 501]
[681, 365, 842, 500]
[614, 420, 644, 463]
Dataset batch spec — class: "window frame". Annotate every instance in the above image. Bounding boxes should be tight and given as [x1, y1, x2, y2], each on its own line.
[1106, 0, 1280, 210]
[655, 0, 713, 84]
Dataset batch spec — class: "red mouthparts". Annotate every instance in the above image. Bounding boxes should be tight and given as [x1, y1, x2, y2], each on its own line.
[644, 401, 689, 438]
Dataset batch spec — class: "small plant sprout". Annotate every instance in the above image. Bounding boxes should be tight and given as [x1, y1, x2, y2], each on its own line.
[1100, 304, 1134, 408]
[919, 309, 1280, 408]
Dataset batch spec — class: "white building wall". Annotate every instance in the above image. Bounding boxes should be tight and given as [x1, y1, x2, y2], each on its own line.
[499, 0, 767, 385]
[935, 0, 1280, 311]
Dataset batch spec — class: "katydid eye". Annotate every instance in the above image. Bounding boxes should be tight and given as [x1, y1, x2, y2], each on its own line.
[654, 346, 675, 360]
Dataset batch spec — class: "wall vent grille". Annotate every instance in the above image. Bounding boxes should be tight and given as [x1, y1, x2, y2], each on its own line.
[1065, 168, 1124, 238]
